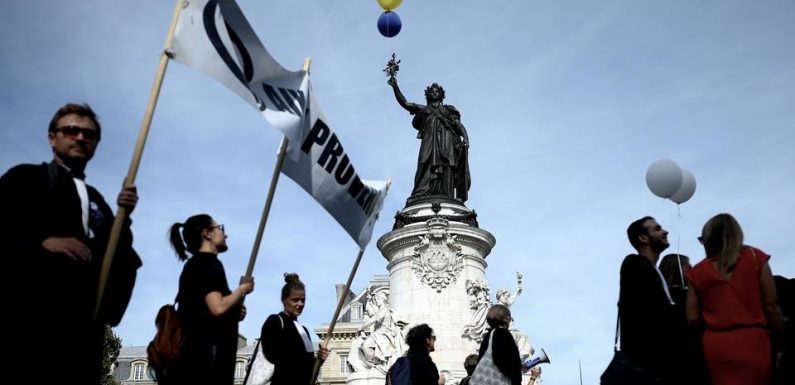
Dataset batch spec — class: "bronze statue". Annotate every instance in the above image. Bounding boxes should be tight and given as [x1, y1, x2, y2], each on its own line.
[385, 54, 471, 203]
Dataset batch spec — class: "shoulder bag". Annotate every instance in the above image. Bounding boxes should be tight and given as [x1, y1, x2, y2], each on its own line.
[600, 307, 662, 385]
[469, 331, 512, 385]
[244, 314, 284, 385]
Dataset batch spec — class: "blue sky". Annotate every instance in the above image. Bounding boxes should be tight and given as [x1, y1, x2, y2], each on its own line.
[1, 1, 793, 384]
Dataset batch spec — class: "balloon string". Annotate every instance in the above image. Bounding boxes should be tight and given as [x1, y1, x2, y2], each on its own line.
[676, 203, 685, 287]
[310, 0, 340, 59]
[381, 31, 392, 179]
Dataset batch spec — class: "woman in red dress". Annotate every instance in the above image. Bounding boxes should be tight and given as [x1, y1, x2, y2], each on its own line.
[686, 213, 788, 385]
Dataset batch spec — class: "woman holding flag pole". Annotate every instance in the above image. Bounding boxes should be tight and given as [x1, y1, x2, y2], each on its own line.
[169, 214, 254, 385]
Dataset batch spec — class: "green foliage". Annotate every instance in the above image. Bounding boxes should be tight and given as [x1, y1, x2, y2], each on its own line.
[101, 324, 122, 385]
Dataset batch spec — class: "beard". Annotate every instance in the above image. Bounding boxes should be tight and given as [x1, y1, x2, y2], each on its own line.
[650, 238, 669, 254]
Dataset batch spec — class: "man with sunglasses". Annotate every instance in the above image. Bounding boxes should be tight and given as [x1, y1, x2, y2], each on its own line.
[0, 103, 141, 384]
[602, 216, 677, 385]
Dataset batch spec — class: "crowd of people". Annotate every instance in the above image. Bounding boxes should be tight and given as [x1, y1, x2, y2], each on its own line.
[1, 103, 791, 385]
[601, 215, 792, 385]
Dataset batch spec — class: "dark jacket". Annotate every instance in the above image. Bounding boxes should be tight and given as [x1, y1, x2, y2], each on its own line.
[261, 312, 317, 385]
[407, 351, 441, 385]
[1, 162, 141, 384]
[618, 254, 676, 377]
[478, 327, 522, 385]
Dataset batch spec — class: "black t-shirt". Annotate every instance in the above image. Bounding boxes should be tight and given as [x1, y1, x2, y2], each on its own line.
[177, 252, 238, 345]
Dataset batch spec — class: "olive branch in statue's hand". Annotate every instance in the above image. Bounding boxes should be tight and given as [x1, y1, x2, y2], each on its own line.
[384, 53, 400, 83]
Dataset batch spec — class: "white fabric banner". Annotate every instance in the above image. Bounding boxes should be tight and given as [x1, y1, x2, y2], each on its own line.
[171, 0, 388, 248]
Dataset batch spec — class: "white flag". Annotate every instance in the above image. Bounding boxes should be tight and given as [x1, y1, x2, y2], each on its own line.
[171, 0, 388, 248]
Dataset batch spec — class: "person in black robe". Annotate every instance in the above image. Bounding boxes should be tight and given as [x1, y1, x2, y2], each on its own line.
[1, 103, 141, 384]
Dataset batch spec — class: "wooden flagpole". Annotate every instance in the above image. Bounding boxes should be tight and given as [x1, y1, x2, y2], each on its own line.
[309, 177, 391, 384]
[310, 247, 366, 385]
[240, 58, 311, 295]
[243, 135, 288, 278]
[93, 0, 184, 319]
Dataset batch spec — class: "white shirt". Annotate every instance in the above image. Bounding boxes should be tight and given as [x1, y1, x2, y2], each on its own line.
[294, 320, 314, 353]
[72, 177, 94, 238]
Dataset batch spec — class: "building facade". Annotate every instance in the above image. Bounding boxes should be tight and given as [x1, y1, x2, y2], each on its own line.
[114, 334, 255, 384]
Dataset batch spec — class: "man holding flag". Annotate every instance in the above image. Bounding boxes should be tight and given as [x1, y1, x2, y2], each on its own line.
[1, 103, 141, 384]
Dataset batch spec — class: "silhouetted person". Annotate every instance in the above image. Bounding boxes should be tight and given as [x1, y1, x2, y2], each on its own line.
[772, 275, 793, 385]
[602, 216, 676, 385]
[259, 273, 329, 385]
[686, 213, 787, 385]
[660, 254, 709, 385]
[458, 354, 478, 385]
[1, 103, 141, 384]
[169, 214, 254, 385]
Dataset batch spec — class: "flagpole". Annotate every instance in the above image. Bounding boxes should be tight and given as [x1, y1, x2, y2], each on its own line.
[310, 247, 366, 385]
[93, 0, 184, 320]
[243, 135, 288, 279]
[240, 58, 311, 296]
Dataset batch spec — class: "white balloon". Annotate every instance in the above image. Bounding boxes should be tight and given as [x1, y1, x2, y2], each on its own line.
[645, 159, 683, 198]
[669, 168, 697, 204]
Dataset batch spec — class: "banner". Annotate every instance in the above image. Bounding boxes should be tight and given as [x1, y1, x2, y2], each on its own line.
[171, 0, 388, 248]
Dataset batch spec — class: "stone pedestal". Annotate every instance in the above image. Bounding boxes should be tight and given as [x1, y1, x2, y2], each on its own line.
[377, 197, 496, 381]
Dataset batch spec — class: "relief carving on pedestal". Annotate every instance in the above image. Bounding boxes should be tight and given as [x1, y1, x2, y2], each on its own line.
[411, 217, 464, 292]
[349, 287, 405, 374]
[461, 277, 492, 342]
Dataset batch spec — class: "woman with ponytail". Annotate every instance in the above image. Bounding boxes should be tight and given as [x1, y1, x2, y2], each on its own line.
[259, 273, 329, 385]
[169, 214, 254, 385]
[686, 213, 787, 385]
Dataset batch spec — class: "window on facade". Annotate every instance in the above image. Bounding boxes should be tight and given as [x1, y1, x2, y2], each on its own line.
[340, 353, 349, 374]
[235, 360, 246, 378]
[133, 362, 147, 381]
[351, 304, 362, 320]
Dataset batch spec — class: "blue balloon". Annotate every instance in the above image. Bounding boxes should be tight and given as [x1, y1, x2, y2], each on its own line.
[377, 11, 402, 38]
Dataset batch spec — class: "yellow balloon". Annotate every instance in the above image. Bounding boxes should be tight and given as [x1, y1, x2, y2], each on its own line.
[378, 0, 403, 11]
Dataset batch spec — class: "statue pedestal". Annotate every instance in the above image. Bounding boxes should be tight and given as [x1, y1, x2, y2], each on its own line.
[377, 198, 496, 379]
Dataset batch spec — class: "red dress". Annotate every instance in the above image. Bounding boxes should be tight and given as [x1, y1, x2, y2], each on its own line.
[686, 246, 772, 385]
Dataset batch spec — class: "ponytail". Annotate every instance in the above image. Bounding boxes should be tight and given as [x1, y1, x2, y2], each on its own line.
[169, 223, 188, 261]
[168, 214, 214, 261]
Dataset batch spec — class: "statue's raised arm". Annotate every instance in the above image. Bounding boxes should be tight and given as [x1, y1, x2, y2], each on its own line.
[385, 54, 419, 113]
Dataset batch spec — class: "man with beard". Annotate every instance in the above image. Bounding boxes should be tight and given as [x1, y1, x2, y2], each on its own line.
[1, 103, 141, 384]
[606, 216, 677, 385]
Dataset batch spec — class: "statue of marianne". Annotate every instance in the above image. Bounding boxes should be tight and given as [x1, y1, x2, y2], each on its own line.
[385, 54, 471, 203]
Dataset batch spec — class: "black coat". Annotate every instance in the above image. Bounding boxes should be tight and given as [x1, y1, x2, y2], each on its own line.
[617, 254, 676, 377]
[1, 162, 140, 384]
[260, 312, 317, 385]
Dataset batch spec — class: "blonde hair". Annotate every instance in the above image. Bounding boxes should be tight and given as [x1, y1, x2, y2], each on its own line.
[701, 213, 744, 274]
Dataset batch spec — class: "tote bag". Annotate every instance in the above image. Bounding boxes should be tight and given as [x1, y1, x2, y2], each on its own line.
[469, 331, 512, 385]
[243, 315, 284, 385]
[244, 340, 275, 385]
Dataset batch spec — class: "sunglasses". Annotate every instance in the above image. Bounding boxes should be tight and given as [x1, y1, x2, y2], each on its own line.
[213, 224, 225, 232]
[53, 125, 99, 141]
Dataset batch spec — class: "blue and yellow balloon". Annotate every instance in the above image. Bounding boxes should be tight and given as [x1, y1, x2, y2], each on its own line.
[378, 0, 403, 11]
[377, 11, 402, 38]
